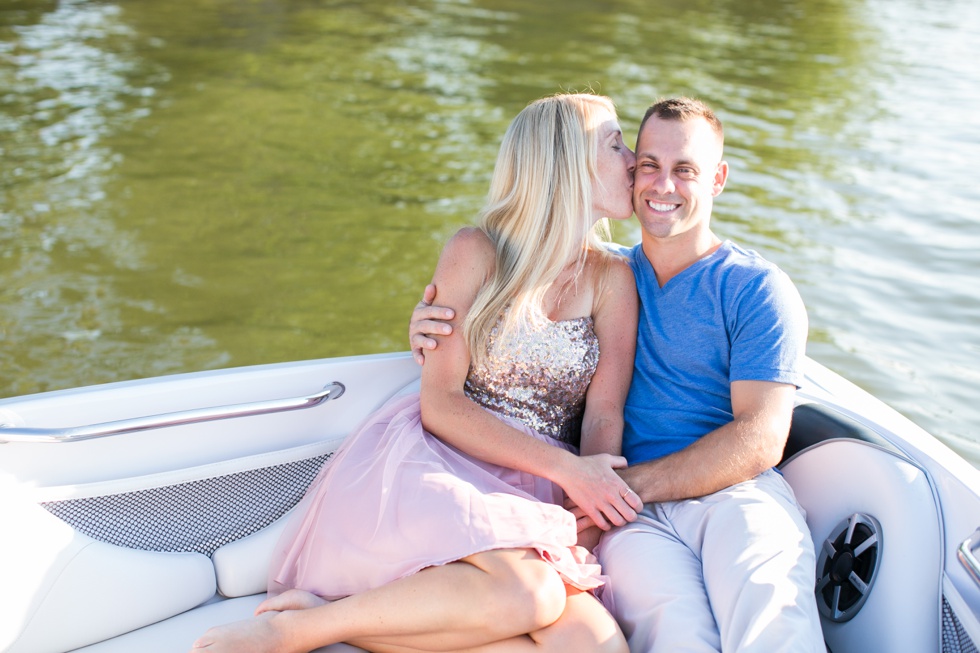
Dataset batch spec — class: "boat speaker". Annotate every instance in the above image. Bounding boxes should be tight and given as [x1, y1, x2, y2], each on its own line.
[815, 513, 882, 622]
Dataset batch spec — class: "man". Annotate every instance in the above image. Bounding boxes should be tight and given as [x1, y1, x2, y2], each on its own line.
[411, 97, 824, 652]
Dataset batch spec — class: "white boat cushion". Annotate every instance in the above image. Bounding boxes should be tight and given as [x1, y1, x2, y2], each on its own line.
[780, 439, 941, 653]
[71, 594, 366, 652]
[212, 509, 293, 597]
[0, 494, 215, 653]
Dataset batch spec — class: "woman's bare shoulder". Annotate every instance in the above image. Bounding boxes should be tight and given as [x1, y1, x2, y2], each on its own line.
[445, 226, 493, 254]
[438, 227, 495, 271]
[605, 253, 636, 287]
[433, 227, 495, 286]
[586, 247, 635, 290]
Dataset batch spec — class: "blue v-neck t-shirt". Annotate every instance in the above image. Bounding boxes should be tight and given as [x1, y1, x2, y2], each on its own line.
[615, 240, 808, 465]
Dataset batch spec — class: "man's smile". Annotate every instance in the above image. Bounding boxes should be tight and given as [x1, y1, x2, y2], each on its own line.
[644, 200, 681, 213]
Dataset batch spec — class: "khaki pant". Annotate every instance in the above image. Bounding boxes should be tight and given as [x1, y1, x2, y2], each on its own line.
[596, 469, 825, 653]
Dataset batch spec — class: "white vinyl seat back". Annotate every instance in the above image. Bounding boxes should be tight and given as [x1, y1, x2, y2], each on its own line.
[212, 509, 293, 597]
[781, 439, 942, 653]
[0, 492, 215, 653]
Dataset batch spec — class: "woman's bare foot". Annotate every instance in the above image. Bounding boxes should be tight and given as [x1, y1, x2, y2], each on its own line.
[256, 588, 328, 615]
[191, 612, 288, 652]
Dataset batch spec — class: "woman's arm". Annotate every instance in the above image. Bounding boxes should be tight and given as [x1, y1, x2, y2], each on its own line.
[574, 256, 640, 548]
[579, 257, 638, 458]
[418, 229, 637, 531]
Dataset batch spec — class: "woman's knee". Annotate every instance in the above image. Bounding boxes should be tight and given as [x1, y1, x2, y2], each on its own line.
[465, 549, 567, 633]
[533, 591, 628, 653]
[496, 558, 567, 632]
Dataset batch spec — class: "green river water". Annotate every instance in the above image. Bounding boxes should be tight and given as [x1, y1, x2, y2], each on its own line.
[1, 0, 979, 464]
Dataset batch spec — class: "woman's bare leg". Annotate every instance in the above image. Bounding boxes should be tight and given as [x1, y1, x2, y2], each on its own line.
[352, 587, 627, 653]
[191, 549, 567, 653]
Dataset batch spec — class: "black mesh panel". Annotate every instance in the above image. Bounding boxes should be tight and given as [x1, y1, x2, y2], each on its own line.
[943, 596, 979, 653]
[41, 453, 331, 557]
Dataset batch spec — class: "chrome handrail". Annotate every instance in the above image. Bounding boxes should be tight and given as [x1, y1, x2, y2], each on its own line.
[0, 382, 345, 444]
[958, 528, 980, 586]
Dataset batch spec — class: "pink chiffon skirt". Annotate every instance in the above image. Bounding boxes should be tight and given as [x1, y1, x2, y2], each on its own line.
[268, 392, 604, 600]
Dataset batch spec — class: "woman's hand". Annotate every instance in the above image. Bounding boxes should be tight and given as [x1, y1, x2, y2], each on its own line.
[556, 453, 642, 532]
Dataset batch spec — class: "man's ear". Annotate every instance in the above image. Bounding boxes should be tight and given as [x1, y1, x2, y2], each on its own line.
[712, 160, 729, 197]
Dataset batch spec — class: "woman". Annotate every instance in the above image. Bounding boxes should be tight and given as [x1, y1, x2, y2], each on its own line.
[192, 93, 640, 653]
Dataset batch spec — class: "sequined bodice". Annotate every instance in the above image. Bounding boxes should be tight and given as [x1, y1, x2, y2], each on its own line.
[464, 316, 599, 446]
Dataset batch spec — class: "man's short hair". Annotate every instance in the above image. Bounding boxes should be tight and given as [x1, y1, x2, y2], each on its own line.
[639, 97, 723, 140]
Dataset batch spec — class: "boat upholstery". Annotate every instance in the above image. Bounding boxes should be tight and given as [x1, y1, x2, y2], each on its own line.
[781, 403, 943, 653]
[0, 376, 948, 652]
[212, 509, 293, 597]
[0, 368, 418, 653]
[70, 594, 365, 653]
[1, 444, 341, 652]
[2, 447, 371, 653]
[0, 494, 215, 653]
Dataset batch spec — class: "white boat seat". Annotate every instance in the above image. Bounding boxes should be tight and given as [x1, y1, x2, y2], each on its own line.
[212, 508, 293, 597]
[780, 403, 942, 653]
[782, 403, 895, 463]
[0, 494, 215, 653]
[5, 378, 425, 652]
[70, 594, 366, 653]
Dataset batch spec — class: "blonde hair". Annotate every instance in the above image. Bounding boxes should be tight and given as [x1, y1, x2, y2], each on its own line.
[464, 93, 618, 365]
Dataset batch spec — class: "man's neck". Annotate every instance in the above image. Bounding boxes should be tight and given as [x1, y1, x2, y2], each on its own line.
[641, 229, 723, 288]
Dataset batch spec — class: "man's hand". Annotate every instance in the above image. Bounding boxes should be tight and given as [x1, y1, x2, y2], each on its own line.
[409, 283, 455, 365]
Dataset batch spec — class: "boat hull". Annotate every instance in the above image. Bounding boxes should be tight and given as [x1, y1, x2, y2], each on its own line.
[1, 353, 978, 652]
